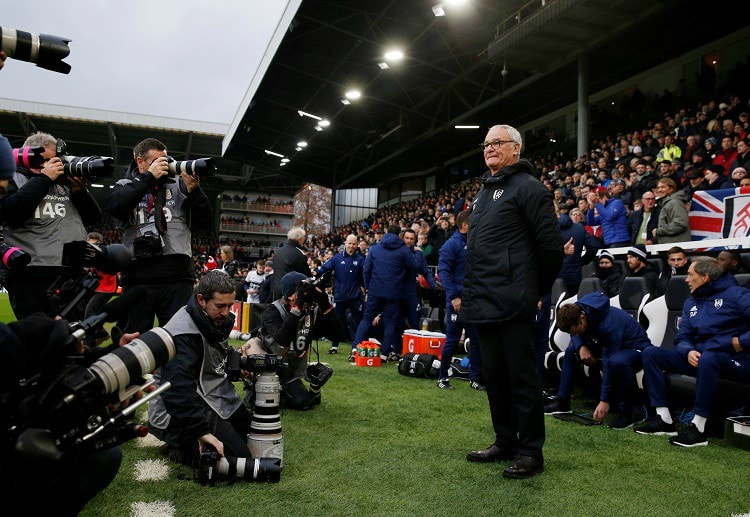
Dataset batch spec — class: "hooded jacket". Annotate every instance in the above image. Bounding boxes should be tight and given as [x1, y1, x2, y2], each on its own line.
[654, 189, 691, 244]
[462, 160, 564, 323]
[572, 292, 652, 402]
[363, 232, 419, 298]
[675, 273, 750, 357]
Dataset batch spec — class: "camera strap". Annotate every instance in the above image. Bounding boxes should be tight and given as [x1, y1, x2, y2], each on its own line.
[153, 186, 168, 235]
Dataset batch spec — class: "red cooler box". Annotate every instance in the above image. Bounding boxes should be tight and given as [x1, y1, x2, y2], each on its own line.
[402, 330, 445, 359]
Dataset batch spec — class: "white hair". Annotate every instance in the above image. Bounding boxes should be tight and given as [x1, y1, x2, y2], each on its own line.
[487, 124, 523, 152]
[288, 227, 306, 241]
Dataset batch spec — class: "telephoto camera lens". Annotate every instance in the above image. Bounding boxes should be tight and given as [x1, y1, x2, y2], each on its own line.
[197, 446, 281, 484]
[88, 327, 175, 399]
[0, 26, 72, 74]
[166, 156, 216, 176]
[61, 155, 115, 181]
[247, 371, 284, 466]
[0, 242, 31, 270]
[12, 146, 47, 169]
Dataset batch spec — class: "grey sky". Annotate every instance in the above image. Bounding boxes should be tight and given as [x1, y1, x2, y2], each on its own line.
[0, 0, 290, 125]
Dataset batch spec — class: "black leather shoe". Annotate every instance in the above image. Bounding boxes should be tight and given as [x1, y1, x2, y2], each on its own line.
[503, 455, 544, 479]
[465, 444, 516, 463]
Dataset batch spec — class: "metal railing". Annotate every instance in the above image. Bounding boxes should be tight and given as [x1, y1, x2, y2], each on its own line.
[220, 200, 295, 215]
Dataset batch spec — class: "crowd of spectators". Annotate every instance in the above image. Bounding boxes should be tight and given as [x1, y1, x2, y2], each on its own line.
[91, 90, 749, 306]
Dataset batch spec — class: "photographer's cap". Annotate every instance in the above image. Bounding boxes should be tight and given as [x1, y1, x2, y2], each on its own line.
[0, 134, 15, 179]
[281, 271, 308, 299]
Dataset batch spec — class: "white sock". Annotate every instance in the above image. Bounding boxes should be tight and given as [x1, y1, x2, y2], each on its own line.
[692, 415, 707, 433]
[656, 407, 673, 424]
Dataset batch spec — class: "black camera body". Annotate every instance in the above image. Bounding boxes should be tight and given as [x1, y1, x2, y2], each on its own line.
[50, 241, 133, 321]
[5, 327, 175, 464]
[308, 269, 333, 290]
[133, 232, 163, 259]
[306, 362, 333, 387]
[226, 351, 284, 383]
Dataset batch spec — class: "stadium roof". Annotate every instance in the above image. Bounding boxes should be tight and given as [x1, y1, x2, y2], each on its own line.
[222, 0, 748, 191]
[1, 0, 746, 198]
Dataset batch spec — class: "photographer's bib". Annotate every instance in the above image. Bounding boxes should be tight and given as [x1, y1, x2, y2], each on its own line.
[4, 175, 87, 267]
[118, 177, 193, 257]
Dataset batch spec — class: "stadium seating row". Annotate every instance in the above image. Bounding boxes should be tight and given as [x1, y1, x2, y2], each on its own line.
[545, 272, 750, 411]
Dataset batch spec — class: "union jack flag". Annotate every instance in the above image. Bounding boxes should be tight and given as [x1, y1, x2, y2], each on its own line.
[689, 186, 750, 241]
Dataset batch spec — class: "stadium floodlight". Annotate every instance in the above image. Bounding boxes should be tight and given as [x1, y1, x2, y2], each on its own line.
[264, 150, 284, 158]
[297, 110, 322, 121]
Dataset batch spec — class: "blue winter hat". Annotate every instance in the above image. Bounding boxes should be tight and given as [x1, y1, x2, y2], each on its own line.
[281, 271, 308, 299]
[0, 134, 15, 179]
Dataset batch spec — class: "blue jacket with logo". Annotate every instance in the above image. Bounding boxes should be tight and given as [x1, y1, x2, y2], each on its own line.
[318, 250, 365, 302]
[572, 292, 652, 401]
[675, 273, 750, 357]
[363, 233, 420, 298]
[438, 229, 466, 303]
[402, 244, 437, 300]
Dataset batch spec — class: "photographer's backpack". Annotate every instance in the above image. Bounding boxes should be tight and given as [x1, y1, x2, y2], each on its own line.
[397, 352, 440, 379]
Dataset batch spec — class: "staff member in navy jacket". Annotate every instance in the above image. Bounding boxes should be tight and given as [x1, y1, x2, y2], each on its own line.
[635, 257, 750, 447]
[352, 225, 420, 362]
[544, 292, 652, 430]
[318, 234, 365, 356]
[400, 227, 437, 331]
[436, 209, 484, 391]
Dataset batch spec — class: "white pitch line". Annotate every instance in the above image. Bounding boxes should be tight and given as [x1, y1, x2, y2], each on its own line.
[130, 500, 176, 517]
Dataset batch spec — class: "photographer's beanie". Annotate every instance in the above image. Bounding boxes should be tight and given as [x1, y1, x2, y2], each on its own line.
[281, 272, 308, 299]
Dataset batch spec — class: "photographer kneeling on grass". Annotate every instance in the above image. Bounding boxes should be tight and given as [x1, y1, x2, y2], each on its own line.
[253, 271, 346, 410]
[147, 271, 254, 466]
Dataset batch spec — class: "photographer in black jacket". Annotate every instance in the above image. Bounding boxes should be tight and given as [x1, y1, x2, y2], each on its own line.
[106, 138, 210, 334]
[1, 131, 102, 319]
[147, 271, 251, 466]
[256, 271, 346, 410]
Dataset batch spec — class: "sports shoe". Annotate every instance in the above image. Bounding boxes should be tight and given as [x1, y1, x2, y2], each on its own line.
[348, 351, 356, 362]
[327, 347, 338, 354]
[634, 415, 678, 436]
[669, 423, 708, 447]
[469, 380, 486, 391]
[437, 378, 455, 390]
[380, 354, 388, 363]
[543, 396, 571, 415]
[387, 352, 401, 362]
[608, 413, 634, 430]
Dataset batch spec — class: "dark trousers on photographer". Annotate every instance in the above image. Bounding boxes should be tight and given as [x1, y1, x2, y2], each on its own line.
[121, 281, 194, 334]
[476, 317, 545, 461]
[6, 266, 66, 319]
[152, 405, 253, 466]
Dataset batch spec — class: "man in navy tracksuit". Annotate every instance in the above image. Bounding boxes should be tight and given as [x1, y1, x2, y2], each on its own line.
[544, 292, 653, 429]
[318, 234, 365, 356]
[635, 257, 750, 446]
[352, 225, 420, 362]
[400, 227, 437, 331]
[436, 209, 484, 391]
